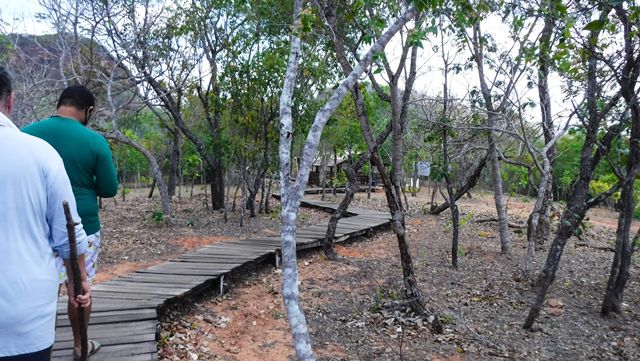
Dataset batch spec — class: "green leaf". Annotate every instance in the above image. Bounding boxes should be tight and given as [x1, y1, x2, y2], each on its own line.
[410, 0, 445, 11]
[372, 16, 387, 31]
[583, 19, 606, 32]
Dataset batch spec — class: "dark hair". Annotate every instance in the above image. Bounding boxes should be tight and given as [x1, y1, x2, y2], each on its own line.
[56, 85, 95, 110]
[0, 65, 12, 101]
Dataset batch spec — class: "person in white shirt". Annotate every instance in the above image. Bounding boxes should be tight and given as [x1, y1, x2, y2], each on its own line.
[0, 66, 92, 360]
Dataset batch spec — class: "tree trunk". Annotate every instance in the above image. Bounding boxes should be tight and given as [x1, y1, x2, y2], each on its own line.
[536, 178, 553, 245]
[532, 0, 556, 247]
[278, 2, 314, 358]
[524, 10, 620, 328]
[430, 155, 488, 214]
[320, 146, 328, 200]
[440, 47, 459, 269]
[411, 161, 418, 197]
[323, 165, 357, 260]
[167, 128, 180, 197]
[471, 22, 510, 254]
[525, 159, 551, 275]
[443, 129, 459, 269]
[601, 4, 640, 314]
[121, 172, 126, 202]
[278, 4, 420, 358]
[246, 191, 257, 218]
[487, 123, 511, 254]
[523, 183, 590, 329]
[223, 169, 230, 223]
[322, 122, 392, 259]
[320, 6, 438, 323]
[265, 174, 274, 214]
[259, 177, 266, 214]
[201, 162, 208, 208]
[210, 159, 225, 210]
[148, 177, 156, 198]
[231, 182, 240, 212]
[430, 179, 438, 206]
[601, 179, 638, 315]
[367, 160, 372, 199]
[105, 132, 171, 217]
[240, 174, 246, 228]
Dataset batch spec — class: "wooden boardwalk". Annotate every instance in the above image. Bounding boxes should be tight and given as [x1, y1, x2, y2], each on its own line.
[52, 198, 390, 360]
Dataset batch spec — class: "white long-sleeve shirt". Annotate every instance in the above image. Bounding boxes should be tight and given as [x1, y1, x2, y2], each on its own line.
[0, 112, 87, 356]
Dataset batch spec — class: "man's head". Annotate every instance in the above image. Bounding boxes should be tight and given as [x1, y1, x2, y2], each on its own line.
[0, 66, 14, 117]
[56, 85, 95, 125]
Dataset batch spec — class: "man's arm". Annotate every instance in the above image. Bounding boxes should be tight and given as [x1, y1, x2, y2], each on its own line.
[46, 152, 91, 307]
[94, 136, 118, 198]
[64, 255, 91, 308]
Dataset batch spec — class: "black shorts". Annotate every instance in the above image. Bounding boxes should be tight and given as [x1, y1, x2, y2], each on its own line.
[0, 346, 52, 361]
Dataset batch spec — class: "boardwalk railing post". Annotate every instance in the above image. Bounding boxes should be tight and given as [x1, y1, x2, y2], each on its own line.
[219, 275, 225, 296]
[275, 250, 281, 269]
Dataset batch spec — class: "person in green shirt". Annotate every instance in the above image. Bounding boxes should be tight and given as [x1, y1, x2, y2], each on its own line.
[23, 85, 118, 360]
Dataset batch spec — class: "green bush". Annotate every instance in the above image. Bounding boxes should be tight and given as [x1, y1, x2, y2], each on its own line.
[329, 170, 348, 188]
[403, 186, 420, 194]
[151, 210, 164, 224]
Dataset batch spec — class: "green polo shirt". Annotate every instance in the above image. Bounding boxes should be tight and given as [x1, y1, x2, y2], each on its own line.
[23, 116, 118, 234]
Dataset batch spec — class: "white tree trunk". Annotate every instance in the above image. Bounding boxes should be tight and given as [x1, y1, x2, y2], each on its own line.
[278, 4, 417, 359]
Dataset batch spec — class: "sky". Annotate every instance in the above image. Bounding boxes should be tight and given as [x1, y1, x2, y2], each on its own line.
[0, 0, 53, 34]
[0, 1, 569, 127]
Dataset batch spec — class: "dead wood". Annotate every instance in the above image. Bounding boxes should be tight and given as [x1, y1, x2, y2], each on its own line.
[475, 217, 526, 229]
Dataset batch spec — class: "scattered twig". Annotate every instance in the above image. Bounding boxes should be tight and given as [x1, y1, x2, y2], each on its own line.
[349, 296, 400, 357]
[475, 217, 526, 229]
[575, 242, 615, 252]
[431, 301, 510, 355]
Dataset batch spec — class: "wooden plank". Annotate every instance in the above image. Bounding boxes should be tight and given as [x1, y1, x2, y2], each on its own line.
[203, 242, 271, 249]
[144, 263, 235, 272]
[104, 280, 201, 289]
[161, 261, 248, 269]
[87, 291, 168, 303]
[205, 241, 277, 249]
[184, 250, 271, 259]
[144, 262, 231, 271]
[52, 341, 157, 360]
[92, 284, 191, 297]
[55, 320, 156, 342]
[54, 332, 155, 351]
[221, 241, 279, 249]
[121, 273, 213, 284]
[54, 322, 156, 350]
[54, 352, 157, 361]
[193, 247, 272, 255]
[57, 297, 158, 313]
[56, 308, 157, 327]
[178, 255, 269, 263]
[136, 268, 228, 277]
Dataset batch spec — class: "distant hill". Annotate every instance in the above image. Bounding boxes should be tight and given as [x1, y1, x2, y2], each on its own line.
[1, 33, 134, 126]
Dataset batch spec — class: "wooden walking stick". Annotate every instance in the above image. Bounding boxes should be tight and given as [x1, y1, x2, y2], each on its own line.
[63, 201, 88, 361]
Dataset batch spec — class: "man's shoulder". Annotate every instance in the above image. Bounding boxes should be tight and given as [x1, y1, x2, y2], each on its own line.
[11, 130, 61, 158]
[21, 117, 53, 133]
[81, 127, 110, 152]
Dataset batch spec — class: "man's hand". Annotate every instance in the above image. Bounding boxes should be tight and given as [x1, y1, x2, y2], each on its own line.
[66, 278, 91, 308]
